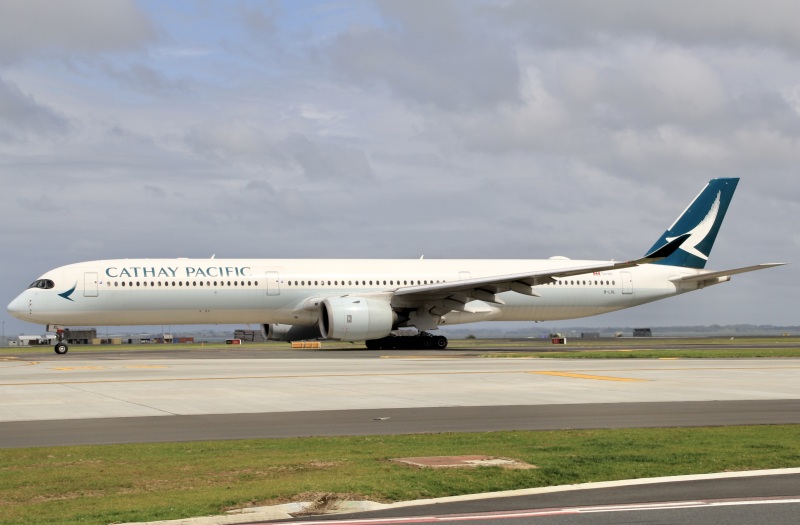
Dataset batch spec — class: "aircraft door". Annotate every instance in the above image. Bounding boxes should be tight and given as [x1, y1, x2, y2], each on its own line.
[266, 271, 280, 296]
[84, 272, 99, 297]
[621, 271, 633, 295]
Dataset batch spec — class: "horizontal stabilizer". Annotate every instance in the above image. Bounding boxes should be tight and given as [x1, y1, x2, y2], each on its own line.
[673, 263, 786, 283]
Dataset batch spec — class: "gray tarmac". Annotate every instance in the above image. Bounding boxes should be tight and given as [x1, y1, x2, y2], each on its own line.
[3, 400, 800, 448]
[2, 349, 800, 447]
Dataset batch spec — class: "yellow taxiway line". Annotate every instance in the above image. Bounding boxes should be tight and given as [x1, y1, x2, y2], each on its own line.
[533, 371, 647, 382]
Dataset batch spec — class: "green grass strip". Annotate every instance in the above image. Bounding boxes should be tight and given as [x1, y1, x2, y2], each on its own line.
[1, 425, 799, 524]
[485, 348, 800, 358]
[3, 337, 798, 356]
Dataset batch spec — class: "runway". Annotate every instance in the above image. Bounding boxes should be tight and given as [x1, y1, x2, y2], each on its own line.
[2, 351, 800, 447]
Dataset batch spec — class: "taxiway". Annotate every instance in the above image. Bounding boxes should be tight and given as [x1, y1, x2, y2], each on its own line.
[2, 350, 800, 447]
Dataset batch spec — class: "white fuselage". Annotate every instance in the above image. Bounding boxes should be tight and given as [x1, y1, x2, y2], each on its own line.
[8, 258, 703, 328]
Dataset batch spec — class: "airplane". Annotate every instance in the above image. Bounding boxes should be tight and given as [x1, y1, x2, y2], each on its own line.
[7, 178, 785, 354]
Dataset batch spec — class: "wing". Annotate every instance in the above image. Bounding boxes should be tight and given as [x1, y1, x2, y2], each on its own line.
[390, 233, 691, 313]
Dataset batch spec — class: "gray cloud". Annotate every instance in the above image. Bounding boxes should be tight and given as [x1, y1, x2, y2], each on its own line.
[0, 0, 156, 64]
[0, 76, 68, 141]
[143, 185, 167, 199]
[100, 62, 193, 95]
[239, 2, 279, 38]
[328, 0, 521, 111]
[184, 122, 373, 182]
[1, 1, 797, 337]
[281, 133, 373, 181]
[185, 119, 274, 162]
[493, 0, 800, 54]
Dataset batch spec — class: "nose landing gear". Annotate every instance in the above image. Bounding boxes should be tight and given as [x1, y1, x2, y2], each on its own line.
[49, 326, 68, 354]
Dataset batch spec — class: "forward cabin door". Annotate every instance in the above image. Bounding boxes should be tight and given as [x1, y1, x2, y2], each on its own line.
[265, 271, 280, 296]
[84, 272, 98, 297]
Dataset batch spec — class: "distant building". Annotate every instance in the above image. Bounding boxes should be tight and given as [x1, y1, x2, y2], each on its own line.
[152, 334, 194, 343]
[127, 334, 155, 344]
[17, 335, 56, 346]
[633, 328, 653, 337]
[64, 328, 97, 344]
[234, 329, 266, 342]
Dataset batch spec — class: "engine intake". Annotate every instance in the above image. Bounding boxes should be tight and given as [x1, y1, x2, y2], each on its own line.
[319, 296, 395, 341]
[262, 323, 321, 342]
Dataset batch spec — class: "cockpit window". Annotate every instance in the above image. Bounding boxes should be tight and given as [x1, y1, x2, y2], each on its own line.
[28, 279, 55, 290]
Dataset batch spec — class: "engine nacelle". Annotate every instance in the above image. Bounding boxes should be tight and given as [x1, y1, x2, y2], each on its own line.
[262, 323, 321, 342]
[319, 296, 395, 342]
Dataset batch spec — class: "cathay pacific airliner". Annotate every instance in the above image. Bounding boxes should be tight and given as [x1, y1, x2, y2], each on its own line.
[7, 178, 784, 354]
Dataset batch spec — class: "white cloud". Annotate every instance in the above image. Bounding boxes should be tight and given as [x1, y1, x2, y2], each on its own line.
[629, 47, 727, 122]
[783, 84, 800, 117]
[444, 67, 570, 154]
[186, 119, 272, 161]
[613, 126, 730, 170]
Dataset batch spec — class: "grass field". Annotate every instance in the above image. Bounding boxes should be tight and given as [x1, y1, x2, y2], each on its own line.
[1, 425, 799, 525]
[487, 347, 800, 358]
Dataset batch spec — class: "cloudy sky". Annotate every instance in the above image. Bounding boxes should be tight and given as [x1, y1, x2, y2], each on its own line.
[1, 0, 797, 337]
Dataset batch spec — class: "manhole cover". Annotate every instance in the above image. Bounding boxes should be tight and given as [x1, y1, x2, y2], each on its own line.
[391, 455, 536, 469]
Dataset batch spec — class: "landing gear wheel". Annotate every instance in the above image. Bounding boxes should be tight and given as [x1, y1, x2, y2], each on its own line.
[54, 342, 68, 355]
[434, 336, 448, 349]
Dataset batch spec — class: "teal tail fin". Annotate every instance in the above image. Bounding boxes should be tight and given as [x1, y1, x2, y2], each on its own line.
[647, 178, 739, 269]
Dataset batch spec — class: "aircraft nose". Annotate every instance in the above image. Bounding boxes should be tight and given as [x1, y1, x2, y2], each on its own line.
[7, 294, 28, 320]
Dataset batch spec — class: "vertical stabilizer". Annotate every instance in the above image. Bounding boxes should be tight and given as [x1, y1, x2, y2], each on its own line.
[647, 178, 739, 269]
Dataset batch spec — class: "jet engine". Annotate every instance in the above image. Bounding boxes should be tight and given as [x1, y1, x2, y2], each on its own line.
[319, 296, 395, 341]
[262, 323, 322, 342]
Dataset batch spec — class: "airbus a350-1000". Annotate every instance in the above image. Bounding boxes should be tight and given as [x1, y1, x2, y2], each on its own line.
[7, 178, 785, 354]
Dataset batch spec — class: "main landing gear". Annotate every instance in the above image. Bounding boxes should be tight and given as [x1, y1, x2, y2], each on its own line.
[365, 332, 448, 350]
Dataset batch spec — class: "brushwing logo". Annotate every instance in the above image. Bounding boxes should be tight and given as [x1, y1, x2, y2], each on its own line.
[666, 190, 721, 261]
[58, 282, 77, 301]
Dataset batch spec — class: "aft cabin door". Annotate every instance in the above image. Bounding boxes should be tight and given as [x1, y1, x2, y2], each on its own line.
[265, 271, 280, 296]
[621, 271, 633, 295]
[84, 272, 98, 297]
